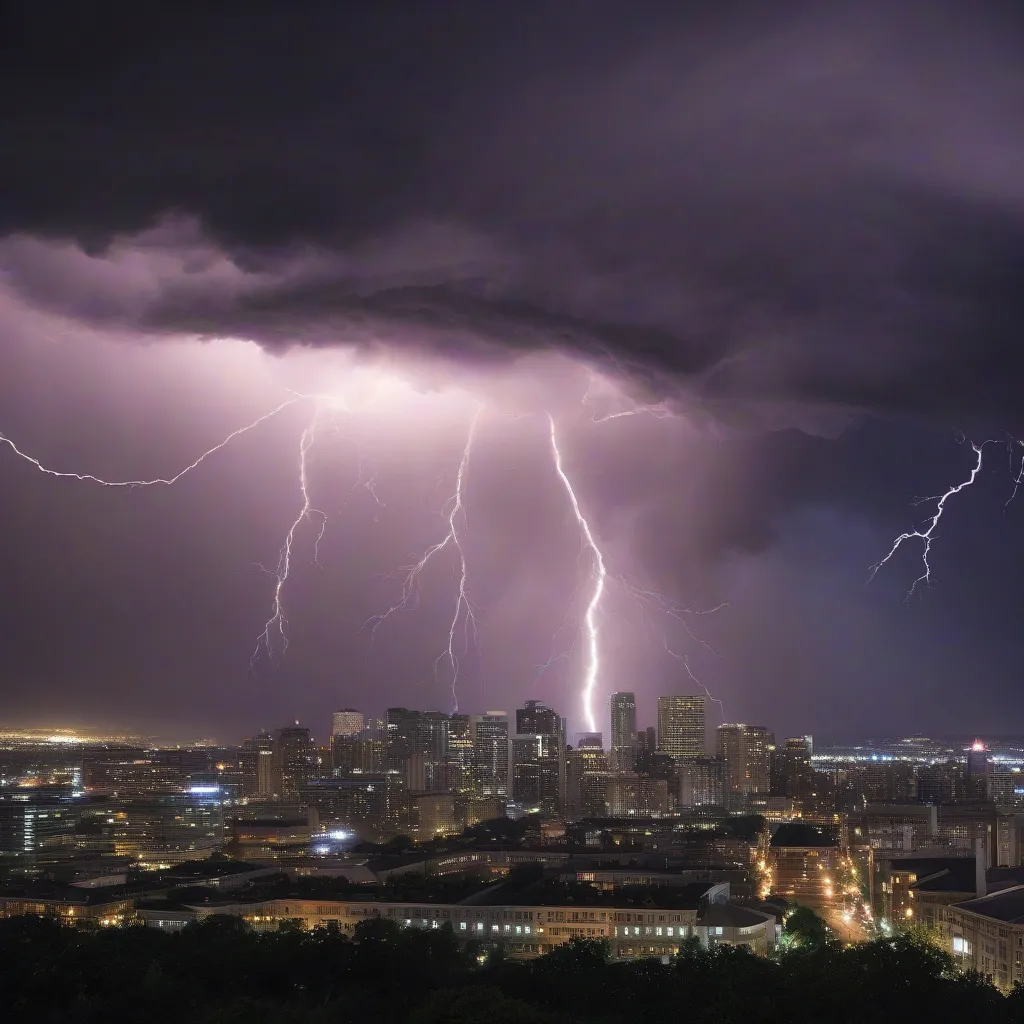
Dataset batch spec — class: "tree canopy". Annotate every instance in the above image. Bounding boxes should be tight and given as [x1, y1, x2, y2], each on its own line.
[0, 914, 1015, 1024]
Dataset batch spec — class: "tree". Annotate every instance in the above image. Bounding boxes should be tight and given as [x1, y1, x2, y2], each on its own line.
[783, 905, 830, 949]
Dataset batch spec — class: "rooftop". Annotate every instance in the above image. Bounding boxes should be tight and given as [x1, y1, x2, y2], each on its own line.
[163, 859, 271, 879]
[955, 885, 1024, 923]
[698, 904, 773, 929]
[464, 877, 720, 910]
[770, 823, 836, 848]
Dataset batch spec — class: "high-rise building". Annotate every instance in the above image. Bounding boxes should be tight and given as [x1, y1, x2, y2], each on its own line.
[509, 733, 564, 816]
[966, 740, 991, 801]
[678, 756, 726, 808]
[0, 793, 78, 870]
[444, 714, 474, 793]
[771, 737, 815, 806]
[917, 759, 965, 804]
[566, 738, 609, 819]
[385, 708, 449, 788]
[610, 692, 637, 772]
[276, 724, 312, 798]
[606, 776, 669, 817]
[516, 700, 565, 740]
[471, 713, 509, 797]
[115, 786, 225, 867]
[512, 701, 566, 815]
[990, 767, 1024, 809]
[332, 710, 364, 737]
[716, 724, 772, 810]
[241, 730, 278, 798]
[657, 696, 706, 760]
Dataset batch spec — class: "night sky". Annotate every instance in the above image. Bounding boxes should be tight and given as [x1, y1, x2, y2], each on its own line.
[1, 1, 1023, 742]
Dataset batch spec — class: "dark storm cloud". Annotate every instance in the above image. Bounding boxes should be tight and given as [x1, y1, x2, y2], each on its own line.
[2, 0, 1024, 434]
[2, 0, 1024, 738]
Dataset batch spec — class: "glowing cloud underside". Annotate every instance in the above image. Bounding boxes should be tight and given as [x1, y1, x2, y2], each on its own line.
[547, 414, 606, 733]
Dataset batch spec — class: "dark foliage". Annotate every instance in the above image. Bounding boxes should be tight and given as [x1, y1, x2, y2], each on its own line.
[0, 916, 1017, 1024]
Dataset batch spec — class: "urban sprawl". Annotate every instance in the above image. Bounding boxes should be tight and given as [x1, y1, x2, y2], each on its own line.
[2, 695, 1023, 990]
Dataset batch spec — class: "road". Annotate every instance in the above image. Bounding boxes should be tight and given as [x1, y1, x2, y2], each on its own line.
[822, 907, 869, 944]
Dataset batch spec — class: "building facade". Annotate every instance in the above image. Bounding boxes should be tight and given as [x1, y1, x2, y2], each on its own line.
[657, 696, 706, 760]
[610, 692, 638, 772]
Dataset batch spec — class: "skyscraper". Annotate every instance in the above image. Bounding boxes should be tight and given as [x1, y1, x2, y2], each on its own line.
[966, 740, 991, 801]
[276, 724, 312, 798]
[516, 700, 565, 740]
[610, 692, 637, 771]
[512, 701, 566, 815]
[471, 713, 509, 797]
[678, 756, 725, 808]
[241, 730, 277, 797]
[657, 695, 706, 760]
[332, 710, 364, 737]
[565, 735, 609, 818]
[510, 733, 564, 815]
[716, 723, 772, 810]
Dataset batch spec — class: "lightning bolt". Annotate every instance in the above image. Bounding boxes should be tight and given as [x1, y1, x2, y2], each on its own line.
[1006, 440, 1024, 511]
[365, 409, 480, 712]
[663, 640, 726, 722]
[342, 458, 385, 521]
[870, 438, 994, 597]
[252, 409, 328, 664]
[548, 413, 606, 734]
[582, 377, 673, 424]
[0, 399, 302, 486]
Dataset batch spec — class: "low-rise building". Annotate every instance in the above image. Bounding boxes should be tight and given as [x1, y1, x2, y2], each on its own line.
[136, 881, 776, 960]
[938, 885, 1024, 993]
[0, 882, 141, 929]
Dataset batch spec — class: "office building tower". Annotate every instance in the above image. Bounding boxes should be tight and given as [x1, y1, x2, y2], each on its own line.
[990, 767, 1024, 809]
[0, 793, 78, 871]
[241, 730, 278, 798]
[606, 776, 669, 817]
[678, 756, 726, 808]
[444, 714, 475, 793]
[471, 713, 509, 797]
[966, 740, 991, 801]
[509, 733, 564, 816]
[115, 786, 225, 867]
[332, 710, 364, 737]
[610, 692, 637, 772]
[385, 708, 449, 788]
[276, 724, 312, 798]
[516, 700, 566, 741]
[770, 737, 815, 806]
[512, 701, 566, 815]
[917, 759, 965, 804]
[566, 738, 609, 819]
[716, 724, 772, 810]
[657, 695, 706, 760]
[331, 732, 363, 774]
